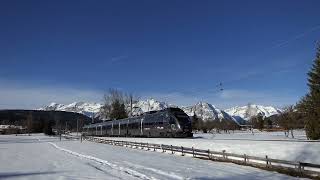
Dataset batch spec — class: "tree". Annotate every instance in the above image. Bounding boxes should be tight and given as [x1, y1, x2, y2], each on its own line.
[101, 89, 128, 120]
[191, 114, 200, 131]
[297, 44, 320, 140]
[125, 93, 140, 117]
[109, 99, 128, 120]
[264, 116, 273, 129]
[257, 115, 264, 131]
[43, 120, 54, 135]
[248, 112, 265, 131]
[277, 105, 302, 138]
[245, 103, 255, 120]
[205, 119, 216, 133]
[26, 112, 33, 135]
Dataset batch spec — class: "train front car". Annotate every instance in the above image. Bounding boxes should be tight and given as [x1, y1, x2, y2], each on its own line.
[168, 108, 193, 138]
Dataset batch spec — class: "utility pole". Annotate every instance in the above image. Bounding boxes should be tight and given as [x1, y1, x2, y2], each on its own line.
[59, 122, 62, 141]
[65, 121, 67, 133]
[76, 119, 79, 136]
[130, 94, 133, 117]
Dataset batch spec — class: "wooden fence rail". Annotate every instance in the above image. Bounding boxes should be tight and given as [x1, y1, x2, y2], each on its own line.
[73, 136, 320, 179]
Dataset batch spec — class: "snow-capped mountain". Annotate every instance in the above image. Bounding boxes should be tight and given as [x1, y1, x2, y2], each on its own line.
[39, 102, 103, 117]
[39, 99, 170, 118]
[39, 100, 281, 125]
[224, 104, 282, 122]
[181, 102, 239, 124]
[130, 98, 169, 116]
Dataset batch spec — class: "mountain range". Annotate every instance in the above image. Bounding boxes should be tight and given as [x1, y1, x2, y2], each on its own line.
[39, 99, 282, 125]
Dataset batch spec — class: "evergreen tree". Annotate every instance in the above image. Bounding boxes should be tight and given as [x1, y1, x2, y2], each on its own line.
[298, 44, 320, 140]
[191, 114, 199, 130]
[43, 120, 54, 135]
[257, 115, 264, 131]
[109, 100, 128, 120]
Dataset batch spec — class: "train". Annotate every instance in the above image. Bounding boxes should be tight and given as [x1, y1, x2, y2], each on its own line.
[83, 107, 193, 138]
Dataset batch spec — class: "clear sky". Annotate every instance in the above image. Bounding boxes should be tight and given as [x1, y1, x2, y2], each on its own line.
[0, 0, 320, 109]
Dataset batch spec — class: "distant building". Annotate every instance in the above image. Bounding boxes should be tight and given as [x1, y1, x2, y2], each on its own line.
[0, 125, 27, 134]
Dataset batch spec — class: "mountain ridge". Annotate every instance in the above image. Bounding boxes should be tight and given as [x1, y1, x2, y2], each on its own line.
[39, 99, 281, 124]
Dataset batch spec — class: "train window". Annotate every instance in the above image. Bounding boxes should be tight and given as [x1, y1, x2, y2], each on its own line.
[169, 117, 175, 124]
[174, 114, 190, 126]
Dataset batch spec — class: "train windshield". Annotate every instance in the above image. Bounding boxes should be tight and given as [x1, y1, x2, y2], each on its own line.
[173, 113, 191, 126]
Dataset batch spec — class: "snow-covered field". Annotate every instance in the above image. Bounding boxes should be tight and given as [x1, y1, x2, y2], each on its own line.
[0, 134, 304, 180]
[99, 130, 320, 164]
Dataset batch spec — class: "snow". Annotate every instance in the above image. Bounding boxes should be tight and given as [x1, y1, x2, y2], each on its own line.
[133, 98, 169, 113]
[225, 104, 282, 121]
[0, 134, 303, 179]
[39, 102, 103, 117]
[100, 130, 320, 165]
[39, 100, 281, 124]
[181, 102, 236, 124]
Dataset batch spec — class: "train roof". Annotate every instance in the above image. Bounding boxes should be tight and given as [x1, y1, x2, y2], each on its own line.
[83, 107, 187, 128]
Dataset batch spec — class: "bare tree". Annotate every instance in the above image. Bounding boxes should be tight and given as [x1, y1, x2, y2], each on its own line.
[244, 103, 251, 119]
[250, 113, 264, 131]
[277, 105, 299, 138]
[124, 92, 140, 117]
[100, 89, 139, 120]
[100, 89, 123, 120]
[26, 112, 33, 136]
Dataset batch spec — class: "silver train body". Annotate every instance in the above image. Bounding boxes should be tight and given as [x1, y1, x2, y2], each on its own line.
[83, 108, 193, 138]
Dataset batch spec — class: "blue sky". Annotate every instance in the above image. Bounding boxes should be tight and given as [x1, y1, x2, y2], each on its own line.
[0, 0, 319, 109]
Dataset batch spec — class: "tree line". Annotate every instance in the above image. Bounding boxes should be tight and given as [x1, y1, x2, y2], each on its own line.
[0, 110, 90, 135]
[191, 114, 239, 133]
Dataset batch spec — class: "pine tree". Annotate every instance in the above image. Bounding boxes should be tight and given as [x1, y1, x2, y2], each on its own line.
[298, 44, 320, 140]
[191, 114, 199, 130]
[257, 115, 264, 131]
[110, 100, 128, 120]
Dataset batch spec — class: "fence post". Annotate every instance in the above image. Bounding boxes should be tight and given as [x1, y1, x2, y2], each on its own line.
[171, 145, 174, 154]
[80, 134, 82, 143]
[192, 147, 195, 157]
[298, 162, 303, 175]
[181, 146, 184, 156]
[222, 150, 226, 160]
[244, 154, 247, 164]
[265, 155, 269, 167]
[208, 149, 210, 159]
[147, 143, 150, 150]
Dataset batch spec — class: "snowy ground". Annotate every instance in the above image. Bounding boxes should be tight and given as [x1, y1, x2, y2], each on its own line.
[99, 130, 320, 164]
[194, 130, 309, 140]
[0, 134, 305, 180]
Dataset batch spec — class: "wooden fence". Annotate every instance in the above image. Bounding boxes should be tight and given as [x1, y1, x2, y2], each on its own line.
[75, 135, 320, 179]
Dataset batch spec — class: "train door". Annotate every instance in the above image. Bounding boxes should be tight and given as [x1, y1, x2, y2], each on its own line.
[118, 122, 120, 136]
[111, 121, 113, 136]
[126, 119, 129, 136]
[140, 118, 144, 136]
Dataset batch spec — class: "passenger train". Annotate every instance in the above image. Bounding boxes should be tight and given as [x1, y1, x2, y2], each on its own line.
[83, 107, 193, 138]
